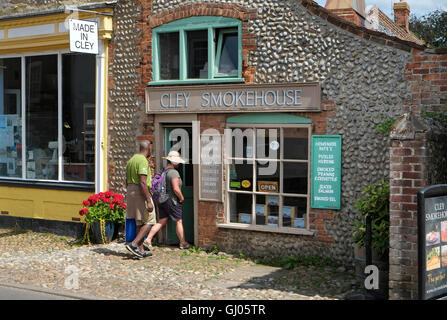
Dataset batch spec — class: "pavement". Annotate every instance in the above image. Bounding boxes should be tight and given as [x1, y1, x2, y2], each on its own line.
[0, 283, 79, 300]
[0, 228, 362, 300]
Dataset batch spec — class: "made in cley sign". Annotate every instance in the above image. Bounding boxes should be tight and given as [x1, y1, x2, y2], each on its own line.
[145, 83, 321, 113]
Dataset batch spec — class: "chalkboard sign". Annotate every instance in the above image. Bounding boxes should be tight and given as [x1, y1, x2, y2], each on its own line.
[199, 132, 223, 202]
[310, 135, 342, 210]
[418, 185, 447, 300]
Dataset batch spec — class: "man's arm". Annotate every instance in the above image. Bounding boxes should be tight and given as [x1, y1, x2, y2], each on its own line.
[139, 174, 154, 212]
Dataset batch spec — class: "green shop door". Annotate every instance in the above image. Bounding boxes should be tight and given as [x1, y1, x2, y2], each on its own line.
[164, 126, 194, 245]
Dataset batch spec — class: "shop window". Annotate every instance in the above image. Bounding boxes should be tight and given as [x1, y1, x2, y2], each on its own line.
[0, 58, 22, 178]
[226, 124, 311, 231]
[152, 17, 242, 85]
[0, 52, 95, 183]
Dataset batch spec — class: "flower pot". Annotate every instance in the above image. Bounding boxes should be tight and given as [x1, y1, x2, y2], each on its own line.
[89, 220, 115, 244]
[125, 218, 137, 242]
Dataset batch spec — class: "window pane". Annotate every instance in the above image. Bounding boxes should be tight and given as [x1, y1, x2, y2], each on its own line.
[217, 30, 238, 76]
[159, 32, 179, 80]
[187, 30, 208, 79]
[256, 195, 279, 226]
[26, 55, 58, 180]
[229, 160, 253, 191]
[283, 162, 308, 194]
[62, 54, 95, 182]
[229, 192, 252, 224]
[282, 197, 307, 228]
[0, 58, 22, 178]
[256, 128, 280, 160]
[283, 128, 308, 160]
[256, 160, 279, 192]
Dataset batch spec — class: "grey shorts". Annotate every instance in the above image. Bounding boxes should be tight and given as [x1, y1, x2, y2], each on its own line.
[158, 199, 183, 221]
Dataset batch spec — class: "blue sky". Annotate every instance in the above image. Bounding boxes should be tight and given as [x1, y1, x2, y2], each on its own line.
[313, 0, 447, 17]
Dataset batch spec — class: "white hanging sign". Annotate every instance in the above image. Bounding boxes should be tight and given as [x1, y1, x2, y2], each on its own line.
[69, 19, 98, 54]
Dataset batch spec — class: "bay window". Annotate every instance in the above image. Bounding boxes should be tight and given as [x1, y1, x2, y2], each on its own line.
[226, 124, 312, 232]
[0, 52, 95, 184]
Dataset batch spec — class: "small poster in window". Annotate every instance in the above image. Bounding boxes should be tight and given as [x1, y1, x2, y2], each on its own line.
[294, 218, 305, 228]
[267, 195, 278, 206]
[238, 213, 251, 224]
[255, 204, 265, 216]
[267, 215, 278, 226]
[282, 206, 296, 219]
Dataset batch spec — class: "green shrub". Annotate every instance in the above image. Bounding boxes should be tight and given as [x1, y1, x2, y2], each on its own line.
[352, 180, 390, 258]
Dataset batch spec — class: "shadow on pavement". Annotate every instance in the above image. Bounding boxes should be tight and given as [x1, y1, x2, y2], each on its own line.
[91, 247, 141, 260]
[224, 266, 360, 299]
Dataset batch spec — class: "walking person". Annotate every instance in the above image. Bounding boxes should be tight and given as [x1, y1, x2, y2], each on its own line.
[125, 140, 156, 258]
[144, 150, 192, 250]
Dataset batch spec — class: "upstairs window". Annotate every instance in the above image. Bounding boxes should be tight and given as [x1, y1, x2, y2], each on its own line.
[151, 17, 242, 85]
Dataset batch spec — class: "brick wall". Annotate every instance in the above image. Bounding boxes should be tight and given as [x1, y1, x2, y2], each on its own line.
[388, 48, 447, 299]
[404, 50, 447, 114]
[389, 132, 429, 300]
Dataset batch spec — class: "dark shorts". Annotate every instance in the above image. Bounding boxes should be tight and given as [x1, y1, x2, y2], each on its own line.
[158, 198, 183, 221]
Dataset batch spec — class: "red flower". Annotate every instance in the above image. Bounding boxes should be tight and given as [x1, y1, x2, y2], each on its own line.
[79, 208, 88, 216]
[105, 191, 113, 198]
[109, 204, 115, 210]
[121, 203, 127, 210]
[82, 200, 90, 207]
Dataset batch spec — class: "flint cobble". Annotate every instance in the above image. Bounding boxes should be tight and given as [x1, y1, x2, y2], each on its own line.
[0, 229, 361, 299]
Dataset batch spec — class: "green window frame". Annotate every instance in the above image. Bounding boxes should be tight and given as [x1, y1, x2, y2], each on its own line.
[150, 16, 243, 86]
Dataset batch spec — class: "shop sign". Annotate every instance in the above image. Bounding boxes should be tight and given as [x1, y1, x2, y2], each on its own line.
[69, 19, 98, 54]
[146, 83, 321, 113]
[199, 132, 223, 202]
[418, 185, 447, 300]
[310, 135, 341, 210]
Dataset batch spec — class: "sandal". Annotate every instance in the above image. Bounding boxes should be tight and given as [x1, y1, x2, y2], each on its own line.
[179, 243, 192, 250]
[143, 241, 155, 251]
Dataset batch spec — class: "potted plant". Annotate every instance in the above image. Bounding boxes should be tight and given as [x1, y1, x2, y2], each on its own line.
[79, 191, 126, 244]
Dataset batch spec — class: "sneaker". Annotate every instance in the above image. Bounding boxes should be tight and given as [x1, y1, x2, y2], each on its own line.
[179, 243, 192, 250]
[125, 243, 143, 258]
[143, 241, 154, 251]
[139, 251, 153, 258]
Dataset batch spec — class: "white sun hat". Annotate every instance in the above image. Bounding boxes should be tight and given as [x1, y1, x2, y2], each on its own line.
[162, 150, 187, 164]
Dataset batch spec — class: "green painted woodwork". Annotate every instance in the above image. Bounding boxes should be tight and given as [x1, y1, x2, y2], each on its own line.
[151, 16, 242, 85]
[310, 135, 342, 210]
[226, 113, 312, 124]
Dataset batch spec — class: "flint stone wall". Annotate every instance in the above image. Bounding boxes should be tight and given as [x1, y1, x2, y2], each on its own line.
[107, 0, 145, 193]
[147, 0, 411, 265]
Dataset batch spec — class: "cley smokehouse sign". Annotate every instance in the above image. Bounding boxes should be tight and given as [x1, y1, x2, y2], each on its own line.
[146, 83, 321, 113]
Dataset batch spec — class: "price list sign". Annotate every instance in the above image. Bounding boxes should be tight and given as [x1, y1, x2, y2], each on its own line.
[310, 135, 342, 210]
[418, 185, 447, 300]
[199, 132, 223, 202]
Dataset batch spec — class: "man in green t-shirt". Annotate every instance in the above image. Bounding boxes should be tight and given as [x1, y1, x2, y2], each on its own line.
[125, 140, 155, 259]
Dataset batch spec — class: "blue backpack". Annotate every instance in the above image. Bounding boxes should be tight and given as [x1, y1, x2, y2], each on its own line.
[151, 168, 173, 204]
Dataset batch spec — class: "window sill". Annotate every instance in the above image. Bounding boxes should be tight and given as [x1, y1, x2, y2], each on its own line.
[0, 179, 95, 192]
[148, 78, 245, 86]
[217, 223, 315, 236]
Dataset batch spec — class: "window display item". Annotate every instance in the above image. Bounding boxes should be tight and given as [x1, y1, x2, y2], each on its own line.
[238, 213, 251, 224]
